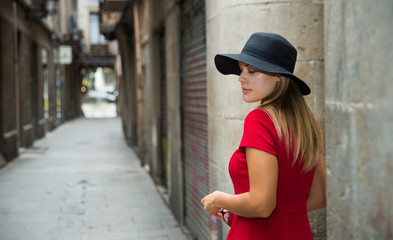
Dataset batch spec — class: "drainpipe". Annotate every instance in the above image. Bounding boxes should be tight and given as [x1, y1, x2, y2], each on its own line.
[13, 2, 20, 157]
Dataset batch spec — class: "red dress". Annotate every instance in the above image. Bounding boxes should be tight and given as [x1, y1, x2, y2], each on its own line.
[227, 109, 315, 240]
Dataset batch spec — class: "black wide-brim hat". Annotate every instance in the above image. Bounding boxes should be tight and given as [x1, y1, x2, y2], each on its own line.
[215, 32, 311, 95]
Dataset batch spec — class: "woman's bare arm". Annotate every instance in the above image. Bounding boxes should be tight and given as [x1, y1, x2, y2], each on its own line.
[307, 156, 327, 211]
[201, 147, 278, 218]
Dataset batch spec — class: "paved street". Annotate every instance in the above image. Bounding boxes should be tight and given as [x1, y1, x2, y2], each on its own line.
[0, 117, 190, 240]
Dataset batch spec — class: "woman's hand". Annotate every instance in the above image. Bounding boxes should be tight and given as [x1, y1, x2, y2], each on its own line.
[201, 191, 224, 218]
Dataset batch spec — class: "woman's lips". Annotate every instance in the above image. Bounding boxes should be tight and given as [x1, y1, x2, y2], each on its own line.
[242, 88, 251, 93]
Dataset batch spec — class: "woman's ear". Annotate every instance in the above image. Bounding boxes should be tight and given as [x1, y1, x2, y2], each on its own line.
[276, 75, 281, 83]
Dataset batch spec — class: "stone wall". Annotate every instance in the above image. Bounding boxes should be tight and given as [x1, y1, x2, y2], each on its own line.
[0, 0, 58, 159]
[0, 13, 17, 160]
[140, 0, 165, 184]
[163, 0, 184, 225]
[325, 1, 393, 239]
[135, 0, 185, 223]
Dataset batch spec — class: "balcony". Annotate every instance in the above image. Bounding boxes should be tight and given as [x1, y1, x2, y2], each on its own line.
[99, 0, 129, 40]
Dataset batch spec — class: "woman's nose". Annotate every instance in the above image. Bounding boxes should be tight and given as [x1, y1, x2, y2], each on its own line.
[238, 72, 247, 83]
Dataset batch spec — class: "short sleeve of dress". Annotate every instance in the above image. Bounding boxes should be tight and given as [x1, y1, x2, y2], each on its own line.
[239, 109, 277, 156]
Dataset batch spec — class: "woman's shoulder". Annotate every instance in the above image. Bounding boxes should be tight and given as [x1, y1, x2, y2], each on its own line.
[246, 108, 273, 123]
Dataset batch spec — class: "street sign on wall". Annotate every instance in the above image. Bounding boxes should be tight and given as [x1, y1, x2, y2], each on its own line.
[59, 45, 72, 64]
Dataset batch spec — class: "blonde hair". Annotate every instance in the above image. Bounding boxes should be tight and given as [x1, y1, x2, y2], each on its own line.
[258, 76, 323, 171]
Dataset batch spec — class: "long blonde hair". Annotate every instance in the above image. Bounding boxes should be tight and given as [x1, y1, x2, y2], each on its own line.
[258, 76, 323, 171]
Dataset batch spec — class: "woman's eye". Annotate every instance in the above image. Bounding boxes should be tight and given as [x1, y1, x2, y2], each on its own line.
[248, 70, 256, 74]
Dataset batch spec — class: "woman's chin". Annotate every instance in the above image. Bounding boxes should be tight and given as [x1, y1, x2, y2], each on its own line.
[243, 96, 262, 103]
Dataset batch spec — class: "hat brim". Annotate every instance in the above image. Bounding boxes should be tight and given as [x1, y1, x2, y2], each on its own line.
[215, 53, 311, 95]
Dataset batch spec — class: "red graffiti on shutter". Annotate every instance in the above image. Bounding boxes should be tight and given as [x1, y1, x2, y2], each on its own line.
[184, 53, 208, 219]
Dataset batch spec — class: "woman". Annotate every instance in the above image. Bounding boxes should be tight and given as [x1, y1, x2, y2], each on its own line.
[201, 32, 326, 239]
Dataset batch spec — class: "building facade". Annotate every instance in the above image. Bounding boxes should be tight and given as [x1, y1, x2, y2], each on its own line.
[0, 0, 81, 165]
[100, 0, 393, 239]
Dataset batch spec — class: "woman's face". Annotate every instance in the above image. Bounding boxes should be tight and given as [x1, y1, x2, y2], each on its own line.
[238, 62, 280, 103]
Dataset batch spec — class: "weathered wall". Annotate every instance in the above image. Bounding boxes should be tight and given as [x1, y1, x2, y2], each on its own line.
[19, 21, 52, 145]
[0, 0, 76, 163]
[163, 0, 184, 225]
[18, 31, 34, 148]
[116, 23, 138, 148]
[325, 1, 393, 239]
[30, 16, 55, 138]
[0, 14, 17, 160]
[140, 0, 166, 184]
[34, 45, 45, 139]
[115, 30, 128, 138]
[133, 0, 184, 224]
[206, 0, 325, 239]
[0, 0, 57, 158]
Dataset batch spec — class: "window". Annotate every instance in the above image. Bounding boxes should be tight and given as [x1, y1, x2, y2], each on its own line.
[90, 13, 105, 44]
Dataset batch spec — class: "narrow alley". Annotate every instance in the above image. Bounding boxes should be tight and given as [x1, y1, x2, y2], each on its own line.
[0, 117, 190, 240]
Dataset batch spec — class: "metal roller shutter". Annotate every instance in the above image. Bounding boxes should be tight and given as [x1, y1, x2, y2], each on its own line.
[181, 0, 209, 239]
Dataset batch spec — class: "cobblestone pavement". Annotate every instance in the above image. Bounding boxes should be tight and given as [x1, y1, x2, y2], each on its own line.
[0, 117, 191, 240]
